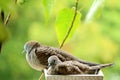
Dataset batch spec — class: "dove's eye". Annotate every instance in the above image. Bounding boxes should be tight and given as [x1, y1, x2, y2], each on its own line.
[53, 60, 56, 63]
[51, 59, 56, 65]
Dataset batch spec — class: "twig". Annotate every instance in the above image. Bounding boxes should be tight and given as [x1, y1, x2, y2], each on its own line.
[4, 0, 17, 25]
[60, 0, 79, 48]
[4, 13, 11, 25]
[39, 72, 44, 80]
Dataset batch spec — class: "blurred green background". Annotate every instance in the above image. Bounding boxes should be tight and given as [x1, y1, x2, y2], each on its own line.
[0, 0, 120, 80]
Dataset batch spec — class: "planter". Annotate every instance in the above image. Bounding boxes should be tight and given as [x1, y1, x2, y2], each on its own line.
[44, 69, 104, 80]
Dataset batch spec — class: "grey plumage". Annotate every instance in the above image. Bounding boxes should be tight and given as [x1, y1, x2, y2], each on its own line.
[47, 55, 113, 75]
[24, 40, 99, 71]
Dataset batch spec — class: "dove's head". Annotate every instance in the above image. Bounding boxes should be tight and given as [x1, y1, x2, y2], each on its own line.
[48, 55, 62, 67]
[24, 40, 40, 53]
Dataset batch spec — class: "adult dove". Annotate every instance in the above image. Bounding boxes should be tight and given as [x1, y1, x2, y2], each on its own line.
[24, 40, 99, 71]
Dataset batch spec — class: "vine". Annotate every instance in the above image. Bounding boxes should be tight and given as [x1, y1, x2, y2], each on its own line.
[60, 0, 79, 48]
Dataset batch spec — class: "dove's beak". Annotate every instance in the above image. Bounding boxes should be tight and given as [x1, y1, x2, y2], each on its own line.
[48, 61, 55, 67]
[48, 64, 51, 68]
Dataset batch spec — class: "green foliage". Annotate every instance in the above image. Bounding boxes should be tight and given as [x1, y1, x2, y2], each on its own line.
[55, 8, 81, 45]
[0, 0, 120, 80]
[0, 22, 9, 42]
[0, 0, 16, 13]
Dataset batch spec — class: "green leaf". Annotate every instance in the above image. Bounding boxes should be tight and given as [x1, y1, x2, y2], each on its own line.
[0, 0, 17, 14]
[55, 8, 81, 45]
[0, 22, 9, 42]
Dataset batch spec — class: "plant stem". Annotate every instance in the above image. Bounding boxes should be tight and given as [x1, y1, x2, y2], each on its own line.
[60, 0, 79, 48]
[4, 13, 11, 25]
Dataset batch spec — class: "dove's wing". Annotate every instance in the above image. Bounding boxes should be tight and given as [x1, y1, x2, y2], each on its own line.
[50, 47, 99, 66]
[71, 61, 89, 70]
[35, 46, 54, 68]
[55, 61, 83, 75]
[35, 45, 99, 69]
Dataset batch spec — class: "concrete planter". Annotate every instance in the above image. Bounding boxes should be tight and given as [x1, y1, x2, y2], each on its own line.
[44, 69, 104, 80]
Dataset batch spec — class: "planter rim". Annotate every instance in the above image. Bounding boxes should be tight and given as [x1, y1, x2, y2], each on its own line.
[44, 69, 104, 77]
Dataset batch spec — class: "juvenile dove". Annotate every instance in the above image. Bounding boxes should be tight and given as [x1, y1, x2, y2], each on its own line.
[47, 55, 113, 75]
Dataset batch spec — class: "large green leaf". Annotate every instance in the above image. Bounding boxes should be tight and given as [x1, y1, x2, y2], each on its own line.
[55, 8, 81, 45]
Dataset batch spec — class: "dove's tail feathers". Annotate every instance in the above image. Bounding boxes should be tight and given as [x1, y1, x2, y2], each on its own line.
[91, 63, 114, 70]
[98, 63, 114, 69]
[86, 63, 114, 74]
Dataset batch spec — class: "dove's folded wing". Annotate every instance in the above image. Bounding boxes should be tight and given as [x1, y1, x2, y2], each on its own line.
[50, 47, 99, 66]
[55, 61, 83, 75]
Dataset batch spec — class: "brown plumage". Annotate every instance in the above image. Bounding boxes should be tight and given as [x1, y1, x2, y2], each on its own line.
[24, 40, 99, 71]
[47, 55, 113, 75]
